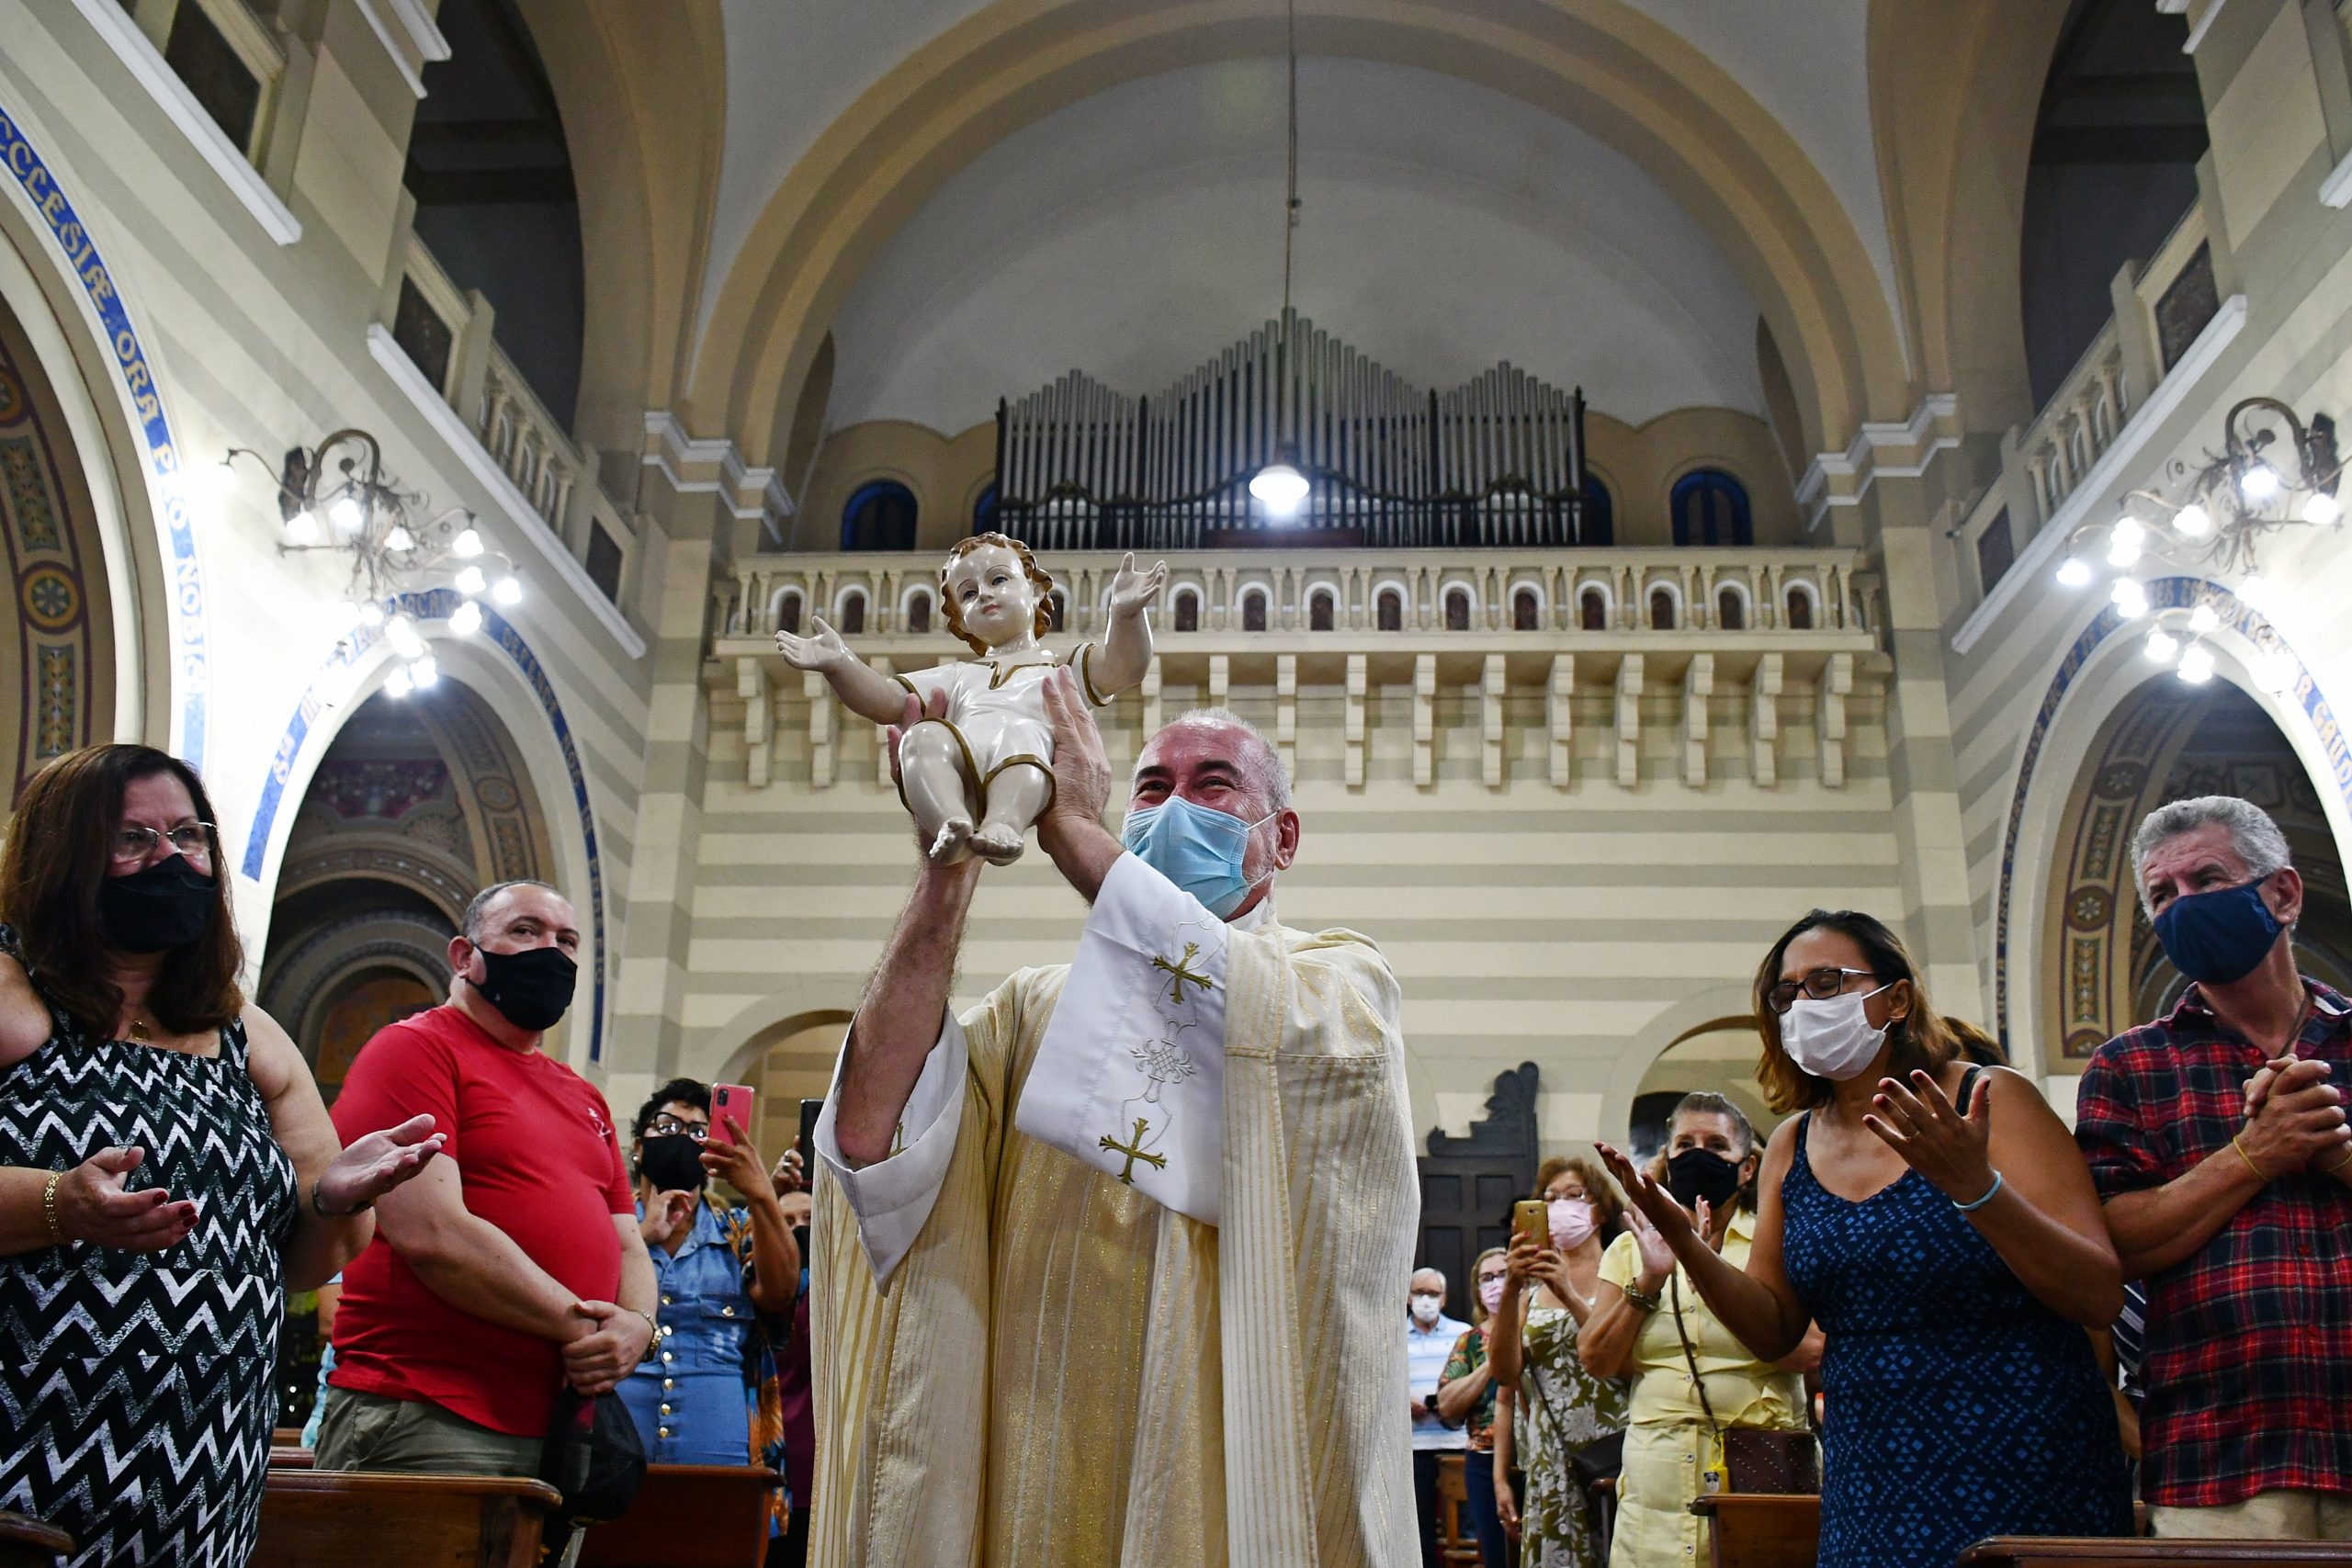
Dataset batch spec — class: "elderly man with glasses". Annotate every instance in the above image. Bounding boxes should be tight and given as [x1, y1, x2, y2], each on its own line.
[2075, 795, 2352, 1542]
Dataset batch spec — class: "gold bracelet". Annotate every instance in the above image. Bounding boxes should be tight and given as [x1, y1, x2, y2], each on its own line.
[2231, 1134, 2274, 1185]
[2324, 1144, 2352, 1175]
[41, 1170, 64, 1246]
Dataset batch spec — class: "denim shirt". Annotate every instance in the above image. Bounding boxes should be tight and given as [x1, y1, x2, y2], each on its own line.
[620, 1196, 757, 1463]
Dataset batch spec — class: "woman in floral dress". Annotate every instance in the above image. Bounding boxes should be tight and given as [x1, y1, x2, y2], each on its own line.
[1489, 1156, 1631, 1568]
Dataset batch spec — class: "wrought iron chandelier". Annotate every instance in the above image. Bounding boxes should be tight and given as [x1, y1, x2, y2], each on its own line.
[2053, 397, 2342, 693]
[200, 428, 524, 696]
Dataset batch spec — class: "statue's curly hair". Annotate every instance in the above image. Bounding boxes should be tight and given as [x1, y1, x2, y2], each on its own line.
[939, 533, 1056, 656]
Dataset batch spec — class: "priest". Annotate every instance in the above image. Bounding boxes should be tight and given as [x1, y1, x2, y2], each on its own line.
[811, 668, 1419, 1567]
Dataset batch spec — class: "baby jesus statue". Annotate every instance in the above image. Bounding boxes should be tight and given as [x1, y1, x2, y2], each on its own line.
[774, 533, 1166, 864]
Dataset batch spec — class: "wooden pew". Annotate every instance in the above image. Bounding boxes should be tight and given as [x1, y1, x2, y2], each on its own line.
[1689, 1492, 1821, 1568]
[254, 1469, 563, 1568]
[0, 1513, 73, 1568]
[575, 1463, 780, 1568]
[269, 1445, 316, 1470]
[1958, 1540, 2352, 1566]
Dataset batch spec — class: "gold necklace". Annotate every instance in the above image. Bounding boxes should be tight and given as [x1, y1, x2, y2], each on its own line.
[127, 1013, 153, 1043]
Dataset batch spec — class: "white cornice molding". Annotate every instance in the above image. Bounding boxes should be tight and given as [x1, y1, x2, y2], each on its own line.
[68, 0, 302, 245]
[641, 411, 796, 534]
[351, 0, 447, 98]
[2321, 146, 2352, 209]
[1796, 391, 1962, 531]
[1950, 294, 2248, 656]
[370, 325, 649, 659]
[2183, 0, 2227, 52]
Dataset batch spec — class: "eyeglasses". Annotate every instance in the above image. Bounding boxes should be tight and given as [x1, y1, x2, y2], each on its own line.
[1766, 966, 1879, 1014]
[111, 823, 216, 864]
[646, 1116, 708, 1142]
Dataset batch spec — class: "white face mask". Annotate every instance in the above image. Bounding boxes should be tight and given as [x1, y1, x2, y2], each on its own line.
[1781, 983, 1894, 1081]
[1409, 1292, 1443, 1325]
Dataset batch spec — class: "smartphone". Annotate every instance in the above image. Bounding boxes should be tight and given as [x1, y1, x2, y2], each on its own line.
[710, 1083, 756, 1145]
[1511, 1199, 1547, 1246]
[799, 1098, 825, 1168]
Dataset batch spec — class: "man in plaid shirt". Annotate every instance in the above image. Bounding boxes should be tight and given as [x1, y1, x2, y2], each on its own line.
[2075, 796, 2352, 1540]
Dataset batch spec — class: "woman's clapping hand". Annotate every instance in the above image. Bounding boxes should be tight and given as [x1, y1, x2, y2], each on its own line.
[51, 1146, 198, 1251]
[1862, 1069, 1996, 1204]
[315, 1112, 444, 1217]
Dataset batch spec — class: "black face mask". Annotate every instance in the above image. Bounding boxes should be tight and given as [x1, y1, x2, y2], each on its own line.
[790, 1224, 811, 1275]
[98, 854, 217, 953]
[1666, 1147, 1745, 1210]
[637, 1135, 707, 1193]
[470, 944, 577, 1032]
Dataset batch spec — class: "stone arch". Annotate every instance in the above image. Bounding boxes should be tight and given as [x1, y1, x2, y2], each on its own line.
[715, 1009, 855, 1158]
[1996, 579, 2352, 1077]
[692, 0, 1909, 472]
[1598, 982, 1765, 1157]
[243, 592, 611, 1066]
[0, 100, 201, 764]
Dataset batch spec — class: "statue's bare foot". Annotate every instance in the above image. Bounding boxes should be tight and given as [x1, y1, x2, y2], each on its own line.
[929, 818, 974, 863]
[970, 821, 1027, 866]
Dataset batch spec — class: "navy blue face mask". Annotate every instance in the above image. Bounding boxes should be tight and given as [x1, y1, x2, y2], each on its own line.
[2153, 874, 2284, 987]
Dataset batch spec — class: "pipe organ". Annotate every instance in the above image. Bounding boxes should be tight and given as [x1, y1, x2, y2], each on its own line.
[994, 311, 1592, 551]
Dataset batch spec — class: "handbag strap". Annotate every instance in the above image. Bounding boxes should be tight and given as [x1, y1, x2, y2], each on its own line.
[1667, 1273, 1724, 1437]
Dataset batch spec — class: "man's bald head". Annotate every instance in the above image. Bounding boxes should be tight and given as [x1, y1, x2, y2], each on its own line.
[1133, 708, 1290, 816]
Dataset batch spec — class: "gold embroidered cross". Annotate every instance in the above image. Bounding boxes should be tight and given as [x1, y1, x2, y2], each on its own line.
[1151, 942, 1213, 1005]
[1098, 1118, 1168, 1184]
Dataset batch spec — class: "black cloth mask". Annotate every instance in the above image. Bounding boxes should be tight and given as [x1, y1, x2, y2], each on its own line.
[472, 944, 577, 1032]
[98, 854, 217, 953]
[637, 1135, 707, 1193]
[1666, 1146, 1745, 1210]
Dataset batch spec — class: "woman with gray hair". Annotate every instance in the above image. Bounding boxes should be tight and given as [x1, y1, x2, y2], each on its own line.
[1580, 1094, 1819, 1567]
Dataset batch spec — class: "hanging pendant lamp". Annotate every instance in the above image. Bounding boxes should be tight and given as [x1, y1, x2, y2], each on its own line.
[1252, 0, 1309, 522]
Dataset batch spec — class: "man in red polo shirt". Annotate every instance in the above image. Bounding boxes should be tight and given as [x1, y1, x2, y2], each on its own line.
[315, 880, 656, 1498]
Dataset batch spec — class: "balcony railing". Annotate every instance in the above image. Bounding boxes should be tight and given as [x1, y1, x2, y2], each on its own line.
[386, 231, 636, 608]
[713, 547, 1869, 644]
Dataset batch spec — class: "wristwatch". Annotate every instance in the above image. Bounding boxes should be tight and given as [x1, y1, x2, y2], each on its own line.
[310, 1182, 371, 1219]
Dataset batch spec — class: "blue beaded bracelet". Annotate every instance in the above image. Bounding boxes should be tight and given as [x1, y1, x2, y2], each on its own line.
[1953, 1169, 2005, 1212]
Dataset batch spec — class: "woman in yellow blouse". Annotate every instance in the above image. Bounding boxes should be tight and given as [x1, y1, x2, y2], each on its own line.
[1579, 1094, 1824, 1568]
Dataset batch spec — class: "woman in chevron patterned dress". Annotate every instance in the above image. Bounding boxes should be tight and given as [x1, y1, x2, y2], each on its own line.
[0, 746, 443, 1568]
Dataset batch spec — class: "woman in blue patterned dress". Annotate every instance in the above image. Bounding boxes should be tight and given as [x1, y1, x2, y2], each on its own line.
[0, 746, 443, 1568]
[1599, 909, 2132, 1567]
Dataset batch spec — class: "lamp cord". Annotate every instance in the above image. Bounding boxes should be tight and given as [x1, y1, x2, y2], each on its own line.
[1282, 0, 1298, 323]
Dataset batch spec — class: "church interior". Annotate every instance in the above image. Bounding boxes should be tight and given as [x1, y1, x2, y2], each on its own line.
[6, 0, 2352, 1555]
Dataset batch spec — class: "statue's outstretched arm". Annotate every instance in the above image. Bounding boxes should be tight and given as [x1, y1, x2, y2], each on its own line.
[775, 616, 907, 725]
[1089, 553, 1168, 697]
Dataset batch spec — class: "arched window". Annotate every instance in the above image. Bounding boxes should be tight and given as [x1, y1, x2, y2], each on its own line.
[776, 590, 804, 635]
[1241, 590, 1268, 634]
[1579, 587, 1609, 632]
[1670, 470, 1752, 547]
[842, 480, 919, 551]
[1173, 588, 1200, 633]
[1309, 590, 1335, 631]
[1377, 589, 1404, 632]
[1785, 585, 1816, 631]
[1512, 587, 1541, 631]
[1716, 586, 1746, 631]
[1581, 473, 1616, 546]
[972, 483, 1001, 535]
[1444, 587, 1473, 632]
[837, 590, 868, 636]
[904, 591, 933, 636]
[1046, 590, 1068, 633]
[1648, 588, 1677, 630]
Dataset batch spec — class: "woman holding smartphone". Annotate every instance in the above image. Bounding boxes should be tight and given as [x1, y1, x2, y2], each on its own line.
[1487, 1156, 1628, 1568]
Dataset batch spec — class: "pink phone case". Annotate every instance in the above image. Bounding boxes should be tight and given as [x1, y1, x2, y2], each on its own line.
[711, 1084, 755, 1145]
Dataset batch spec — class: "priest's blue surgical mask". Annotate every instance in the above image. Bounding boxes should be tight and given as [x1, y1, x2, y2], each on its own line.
[2153, 874, 2283, 987]
[1120, 794, 1277, 919]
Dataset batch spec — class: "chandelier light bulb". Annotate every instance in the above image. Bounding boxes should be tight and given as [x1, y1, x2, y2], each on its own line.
[2056, 557, 2095, 589]
[2144, 629, 2179, 665]
[328, 494, 365, 535]
[383, 666, 414, 699]
[385, 613, 424, 660]
[2188, 604, 2221, 635]
[453, 527, 484, 558]
[1249, 462, 1310, 518]
[2241, 462, 2281, 502]
[2238, 573, 2272, 611]
[448, 600, 483, 637]
[356, 601, 387, 628]
[2106, 534, 2143, 569]
[410, 656, 440, 690]
[383, 525, 415, 552]
[2172, 502, 2213, 538]
[2177, 644, 2217, 684]
[2110, 516, 2146, 549]
[2251, 650, 2296, 694]
[492, 575, 523, 606]
[454, 566, 487, 596]
[285, 509, 321, 545]
[2110, 579, 2149, 619]
[2301, 491, 2341, 525]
